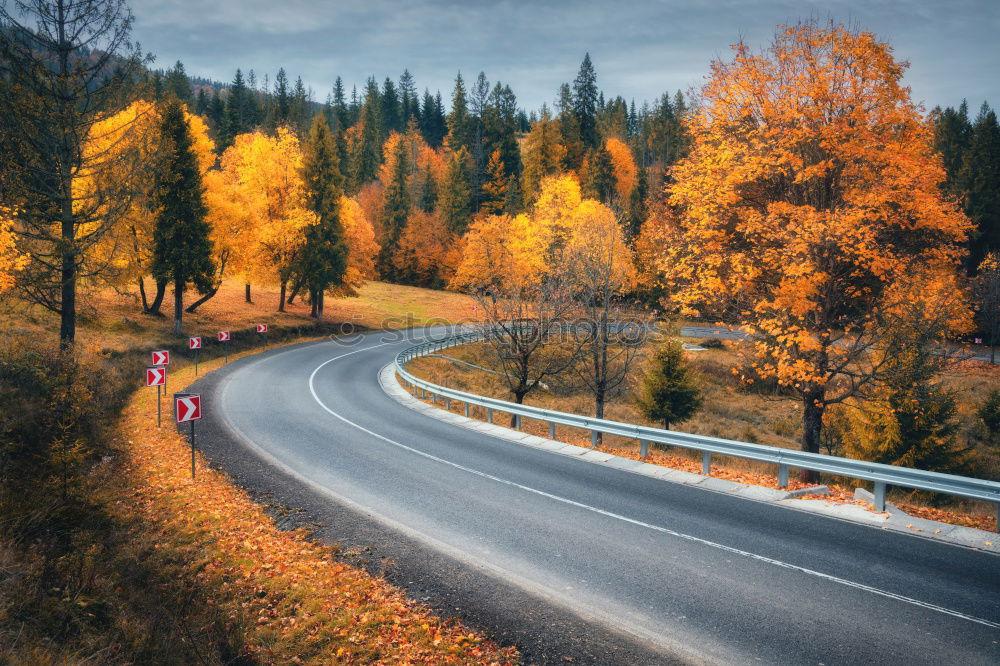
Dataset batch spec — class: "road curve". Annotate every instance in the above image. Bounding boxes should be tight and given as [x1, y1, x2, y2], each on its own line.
[208, 329, 999, 665]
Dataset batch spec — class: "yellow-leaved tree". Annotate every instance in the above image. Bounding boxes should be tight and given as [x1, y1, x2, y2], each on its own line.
[340, 196, 380, 289]
[0, 206, 26, 293]
[604, 137, 637, 203]
[81, 100, 216, 313]
[210, 128, 310, 310]
[649, 20, 971, 475]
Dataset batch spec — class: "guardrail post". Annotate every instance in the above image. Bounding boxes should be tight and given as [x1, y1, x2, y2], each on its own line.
[778, 464, 789, 489]
[514, 414, 521, 430]
[464, 403, 470, 418]
[591, 430, 598, 447]
[702, 451, 711, 476]
[420, 387, 425, 399]
[549, 422, 556, 440]
[487, 408, 493, 424]
[445, 397, 451, 410]
[639, 440, 648, 459]
[873, 481, 887, 512]
[995, 503, 999, 533]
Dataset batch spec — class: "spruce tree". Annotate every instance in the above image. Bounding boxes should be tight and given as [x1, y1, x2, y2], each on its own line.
[521, 104, 565, 204]
[195, 87, 209, 116]
[399, 69, 417, 127]
[557, 82, 585, 170]
[222, 68, 250, 149]
[439, 147, 473, 234]
[582, 145, 615, 204]
[151, 100, 215, 335]
[297, 114, 348, 319]
[273, 67, 290, 128]
[636, 339, 701, 430]
[446, 72, 472, 152]
[628, 162, 649, 241]
[332, 76, 349, 130]
[379, 137, 410, 277]
[933, 101, 971, 198]
[960, 103, 1000, 272]
[351, 78, 382, 192]
[163, 60, 193, 106]
[381, 77, 401, 136]
[573, 53, 599, 148]
[417, 164, 437, 213]
[291, 76, 308, 134]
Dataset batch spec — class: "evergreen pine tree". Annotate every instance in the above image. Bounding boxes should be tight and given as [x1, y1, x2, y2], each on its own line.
[959, 103, 1000, 272]
[557, 82, 585, 170]
[207, 89, 225, 137]
[195, 87, 209, 116]
[273, 67, 290, 127]
[291, 76, 308, 134]
[932, 100, 971, 197]
[379, 136, 410, 277]
[636, 339, 701, 430]
[446, 72, 472, 152]
[417, 164, 437, 213]
[399, 69, 417, 127]
[628, 162, 649, 241]
[439, 147, 473, 234]
[381, 77, 401, 136]
[297, 114, 348, 319]
[573, 53, 599, 148]
[221, 68, 250, 149]
[151, 100, 215, 335]
[332, 76, 349, 130]
[163, 60, 193, 105]
[582, 145, 615, 203]
[351, 78, 382, 192]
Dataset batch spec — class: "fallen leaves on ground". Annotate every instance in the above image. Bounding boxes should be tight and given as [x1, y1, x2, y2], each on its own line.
[120, 351, 518, 664]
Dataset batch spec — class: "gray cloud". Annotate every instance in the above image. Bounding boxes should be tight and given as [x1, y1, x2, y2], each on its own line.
[133, 0, 999, 111]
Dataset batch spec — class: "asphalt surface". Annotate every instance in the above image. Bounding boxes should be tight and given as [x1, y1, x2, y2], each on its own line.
[195, 330, 1000, 665]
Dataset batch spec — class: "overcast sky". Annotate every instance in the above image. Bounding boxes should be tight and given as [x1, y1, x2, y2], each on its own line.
[133, 0, 998, 113]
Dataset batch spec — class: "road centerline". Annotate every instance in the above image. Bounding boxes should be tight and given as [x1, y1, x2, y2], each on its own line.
[305, 342, 999, 631]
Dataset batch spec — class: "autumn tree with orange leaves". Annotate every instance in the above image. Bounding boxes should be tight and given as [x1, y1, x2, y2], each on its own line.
[652, 20, 971, 477]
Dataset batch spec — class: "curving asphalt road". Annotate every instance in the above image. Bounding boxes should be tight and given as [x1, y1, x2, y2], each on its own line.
[206, 329, 999, 665]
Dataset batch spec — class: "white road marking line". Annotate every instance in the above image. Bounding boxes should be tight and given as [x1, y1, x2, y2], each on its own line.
[305, 344, 1000, 631]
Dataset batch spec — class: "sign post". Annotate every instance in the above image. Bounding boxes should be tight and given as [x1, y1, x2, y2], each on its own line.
[218, 330, 230, 363]
[145, 366, 166, 426]
[256, 323, 268, 349]
[189, 336, 202, 374]
[152, 350, 170, 391]
[174, 392, 202, 479]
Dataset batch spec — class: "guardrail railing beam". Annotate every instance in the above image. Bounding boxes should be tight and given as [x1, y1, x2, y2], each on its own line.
[393, 330, 1000, 532]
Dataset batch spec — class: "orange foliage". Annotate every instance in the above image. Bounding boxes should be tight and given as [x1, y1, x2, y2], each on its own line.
[341, 195, 380, 287]
[120, 353, 518, 663]
[650, 21, 971, 428]
[392, 210, 459, 287]
[605, 137, 637, 202]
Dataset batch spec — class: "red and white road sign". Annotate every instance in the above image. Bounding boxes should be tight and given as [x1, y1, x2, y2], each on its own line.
[256, 323, 268, 333]
[152, 350, 170, 365]
[189, 336, 202, 349]
[146, 366, 165, 387]
[175, 394, 202, 423]
[218, 330, 230, 341]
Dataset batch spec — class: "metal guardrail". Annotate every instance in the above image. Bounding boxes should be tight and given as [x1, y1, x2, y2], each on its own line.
[394, 330, 1000, 527]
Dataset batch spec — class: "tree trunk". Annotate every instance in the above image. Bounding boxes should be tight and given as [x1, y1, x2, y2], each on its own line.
[278, 281, 287, 312]
[594, 391, 605, 447]
[309, 289, 318, 318]
[664, 419, 670, 430]
[138, 276, 149, 312]
[245, 282, 252, 303]
[800, 391, 824, 483]
[317, 290, 324, 320]
[288, 279, 302, 305]
[185, 284, 219, 313]
[59, 202, 75, 348]
[147, 279, 167, 316]
[173, 277, 184, 336]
